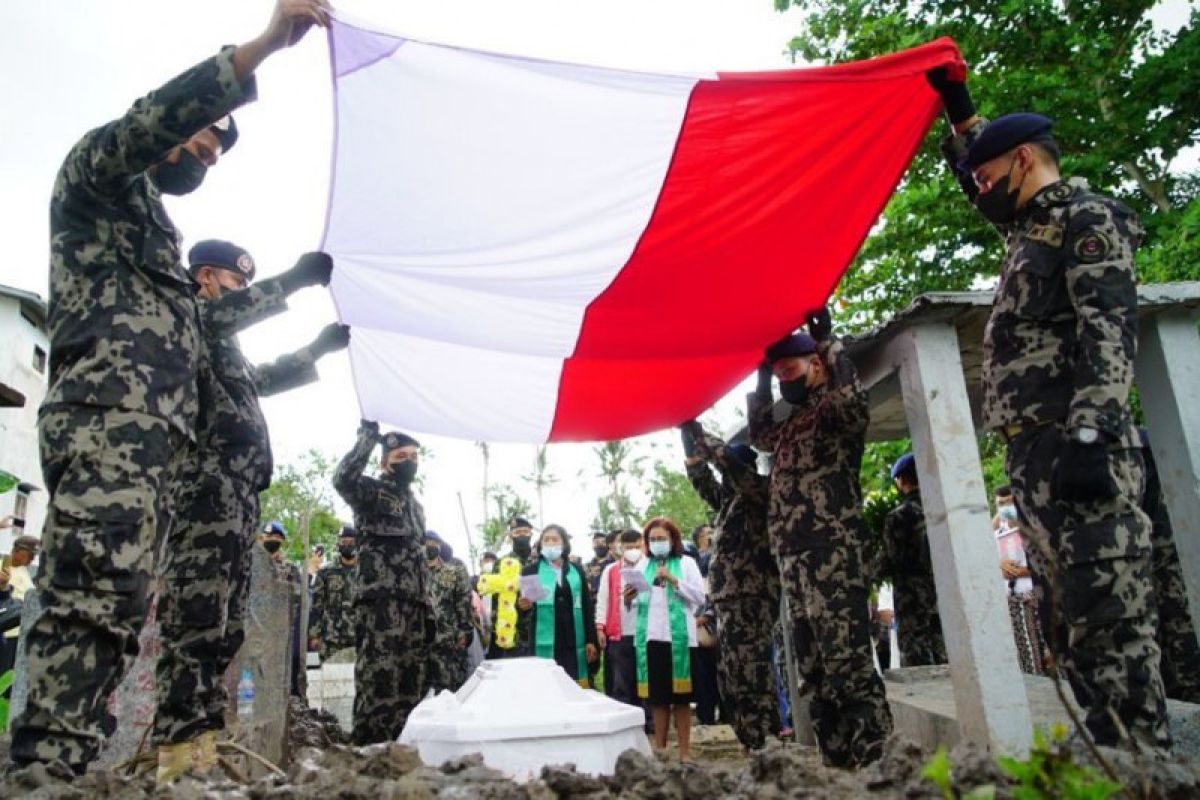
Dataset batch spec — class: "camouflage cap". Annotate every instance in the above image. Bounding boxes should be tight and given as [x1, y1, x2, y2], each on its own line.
[188, 239, 256, 282]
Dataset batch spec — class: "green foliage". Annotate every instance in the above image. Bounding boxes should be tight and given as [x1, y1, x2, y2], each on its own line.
[591, 441, 646, 532]
[997, 726, 1122, 800]
[643, 462, 712, 534]
[258, 449, 343, 562]
[775, 0, 1200, 328]
[0, 669, 13, 731]
[479, 484, 533, 551]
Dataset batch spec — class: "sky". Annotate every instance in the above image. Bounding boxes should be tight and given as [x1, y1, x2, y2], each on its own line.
[0, 0, 803, 564]
[2, 1, 1193, 566]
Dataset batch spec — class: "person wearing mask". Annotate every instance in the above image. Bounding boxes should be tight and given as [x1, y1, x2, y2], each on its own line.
[259, 521, 305, 701]
[0, 536, 40, 676]
[878, 454, 946, 666]
[929, 67, 1168, 755]
[308, 526, 359, 663]
[425, 531, 475, 693]
[585, 531, 616, 595]
[596, 529, 646, 707]
[333, 422, 434, 745]
[633, 518, 706, 762]
[682, 421, 777, 751]
[480, 517, 536, 658]
[993, 486, 1044, 675]
[11, 0, 333, 774]
[520, 525, 597, 686]
[749, 308, 892, 768]
[691, 525, 714, 578]
[154, 238, 343, 781]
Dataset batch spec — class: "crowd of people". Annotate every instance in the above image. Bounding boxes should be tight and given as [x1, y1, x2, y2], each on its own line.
[4, 0, 1199, 787]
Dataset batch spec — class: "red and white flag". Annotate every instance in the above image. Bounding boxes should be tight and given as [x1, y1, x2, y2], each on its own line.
[323, 18, 962, 442]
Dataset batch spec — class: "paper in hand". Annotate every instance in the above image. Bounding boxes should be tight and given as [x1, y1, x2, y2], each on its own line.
[621, 568, 652, 595]
[519, 575, 548, 602]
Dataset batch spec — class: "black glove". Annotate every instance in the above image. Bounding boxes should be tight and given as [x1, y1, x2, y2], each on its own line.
[280, 251, 334, 292]
[925, 66, 976, 125]
[360, 419, 380, 441]
[755, 360, 773, 400]
[805, 306, 833, 342]
[1053, 437, 1118, 503]
[310, 323, 350, 357]
[680, 420, 703, 459]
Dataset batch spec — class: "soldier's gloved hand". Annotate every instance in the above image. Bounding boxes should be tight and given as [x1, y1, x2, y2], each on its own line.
[310, 323, 350, 356]
[755, 360, 773, 400]
[925, 64, 975, 125]
[805, 306, 833, 342]
[360, 419, 380, 441]
[1053, 437, 1118, 503]
[680, 420, 703, 459]
[280, 251, 334, 292]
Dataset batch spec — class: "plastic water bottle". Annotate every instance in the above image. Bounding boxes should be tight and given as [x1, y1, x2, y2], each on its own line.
[237, 668, 255, 718]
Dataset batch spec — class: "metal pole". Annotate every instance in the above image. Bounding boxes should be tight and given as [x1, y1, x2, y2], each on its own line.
[457, 491, 478, 568]
[779, 591, 814, 745]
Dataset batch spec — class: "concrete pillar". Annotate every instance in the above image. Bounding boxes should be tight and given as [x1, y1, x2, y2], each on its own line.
[1136, 309, 1200, 642]
[894, 322, 1032, 756]
[778, 591, 815, 745]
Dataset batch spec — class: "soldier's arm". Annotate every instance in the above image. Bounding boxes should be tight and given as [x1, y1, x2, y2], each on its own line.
[1064, 201, 1142, 440]
[203, 278, 290, 339]
[747, 391, 783, 452]
[816, 338, 870, 433]
[307, 571, 325, 638]
[685, 460, 723, 513]
[705, 432, 763, 498]
[938, 117, 989, 205]
[62, 48, 256, 197]
[333, 421, 381, 508]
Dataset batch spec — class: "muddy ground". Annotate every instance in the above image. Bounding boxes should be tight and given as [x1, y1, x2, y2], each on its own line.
[3, 707, 1198, 799]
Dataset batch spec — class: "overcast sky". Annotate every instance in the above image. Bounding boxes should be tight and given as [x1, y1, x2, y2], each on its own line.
[0, 0, 809, 563]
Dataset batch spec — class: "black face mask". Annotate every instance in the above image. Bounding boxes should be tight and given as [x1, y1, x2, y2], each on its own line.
[263, 540, 283, 555]
[152, 149, 207, 196]
[338, 545, 356, 559]
[387, 460, 418, 485]
[594, 545, 608, 559]
[512, 537, 532, 559]
[779, 378, 811, 406]
[973, 158, 1026, 225]
[425, 544, 441, 561]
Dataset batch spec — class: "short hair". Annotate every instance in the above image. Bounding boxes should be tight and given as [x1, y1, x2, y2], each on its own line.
[1030, 139, 1060, 168]
[508, 516, 532, 530]
[619, 528, 642, 544]
[604, 530, 619, 545]
[995, 485, 1013, 498]
[644, 517, 685, 559]
[592, 530, 607, 541]
[691, 524, 711, 545]
[538, 524, 572, 559]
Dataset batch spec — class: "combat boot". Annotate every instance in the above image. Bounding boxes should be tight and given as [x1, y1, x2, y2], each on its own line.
[156, 740, 193, 784]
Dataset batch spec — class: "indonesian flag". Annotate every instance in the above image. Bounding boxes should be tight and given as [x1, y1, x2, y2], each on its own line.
[323, 18, 962, 442]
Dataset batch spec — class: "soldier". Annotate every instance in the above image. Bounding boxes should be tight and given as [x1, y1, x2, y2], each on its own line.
[680, 420, 778, 752]
[585, 531, 616, 595]
[1139, 431, 1200, 703]
[334, 421, 434, 745]
[308, 525, 360, 663]
[748, 309, 892, 768]
[424, 531, 475, 693]
[482, 517, 537, 659]
[9, 0, 331, 772]
[153, 239, 344, 780]
[928, 68, 1170, 754]
[878, 453, 946, 666]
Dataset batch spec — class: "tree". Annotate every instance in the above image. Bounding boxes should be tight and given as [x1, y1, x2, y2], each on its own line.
[258, 449, 343, 563]
[773, 0, 1200, 328]
[523, 445, 559, 524]
[478, 483, 533, 552]
[643, 462, 712, 534]
[591, 440, 646, 532]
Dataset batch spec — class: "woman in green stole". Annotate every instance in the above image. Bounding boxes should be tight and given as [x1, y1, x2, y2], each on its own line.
[520, 525, 598, 686]
[633, 517, 707, 762]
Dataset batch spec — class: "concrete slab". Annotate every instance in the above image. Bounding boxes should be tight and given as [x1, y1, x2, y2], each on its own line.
[884, 665, 1200, 758]
[305, 661, 355, 734]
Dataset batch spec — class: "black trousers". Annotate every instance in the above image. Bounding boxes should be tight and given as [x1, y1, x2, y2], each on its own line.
[692, 645, 723, 724]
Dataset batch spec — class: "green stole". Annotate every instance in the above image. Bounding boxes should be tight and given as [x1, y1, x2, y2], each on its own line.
[535, 559, 589, 686]
[635, 556, 692, 698]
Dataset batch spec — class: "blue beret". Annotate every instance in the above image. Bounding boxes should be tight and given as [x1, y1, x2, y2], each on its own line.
[209, 115, 238, 153]
[188, 239, 256, 282]
[765, 332, 818, 362]
[890, 453, 916, 481]
[338, 525, 356, 539]
[381, 431, 420, 452]
[424, 529, 442, 542]
[962, 113, 1054, 171]
[263, 520, 287, 537]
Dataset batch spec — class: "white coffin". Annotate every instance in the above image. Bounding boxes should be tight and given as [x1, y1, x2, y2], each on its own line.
[399, 657, 651, 780]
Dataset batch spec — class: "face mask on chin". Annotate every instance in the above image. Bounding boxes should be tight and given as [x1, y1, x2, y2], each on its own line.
[973, 157, 1027, 225]
[151, 148, 207, 196]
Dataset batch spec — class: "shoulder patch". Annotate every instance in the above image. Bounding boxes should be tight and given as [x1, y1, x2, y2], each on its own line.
[1073, 230, 1113, 263]
[1024, 223, 1064, 248]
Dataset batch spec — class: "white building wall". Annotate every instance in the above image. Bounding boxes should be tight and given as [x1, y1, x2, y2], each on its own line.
[0, 293, 50, 554]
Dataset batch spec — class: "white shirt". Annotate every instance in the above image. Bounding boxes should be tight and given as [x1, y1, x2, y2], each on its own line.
[642, 556, 706, 646]
[876, 582, 894, 614]
[995, 522, 1033, 595]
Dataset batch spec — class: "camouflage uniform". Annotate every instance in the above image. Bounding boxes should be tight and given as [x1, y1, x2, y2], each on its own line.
[749, 338, 893, 768]
[309, 560, 358, 660]
[334, 422, 434, 745]
[153, 277, 321, 744]
[585, 553, 616, 595]
[944, 121, 1169, 753]
[426, 557, 475, 693]
[1142, 443, 1200, 702]
[879, 492, 947, 666]
[10, 50, 255, 770]
[688, 430, 779, 751]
